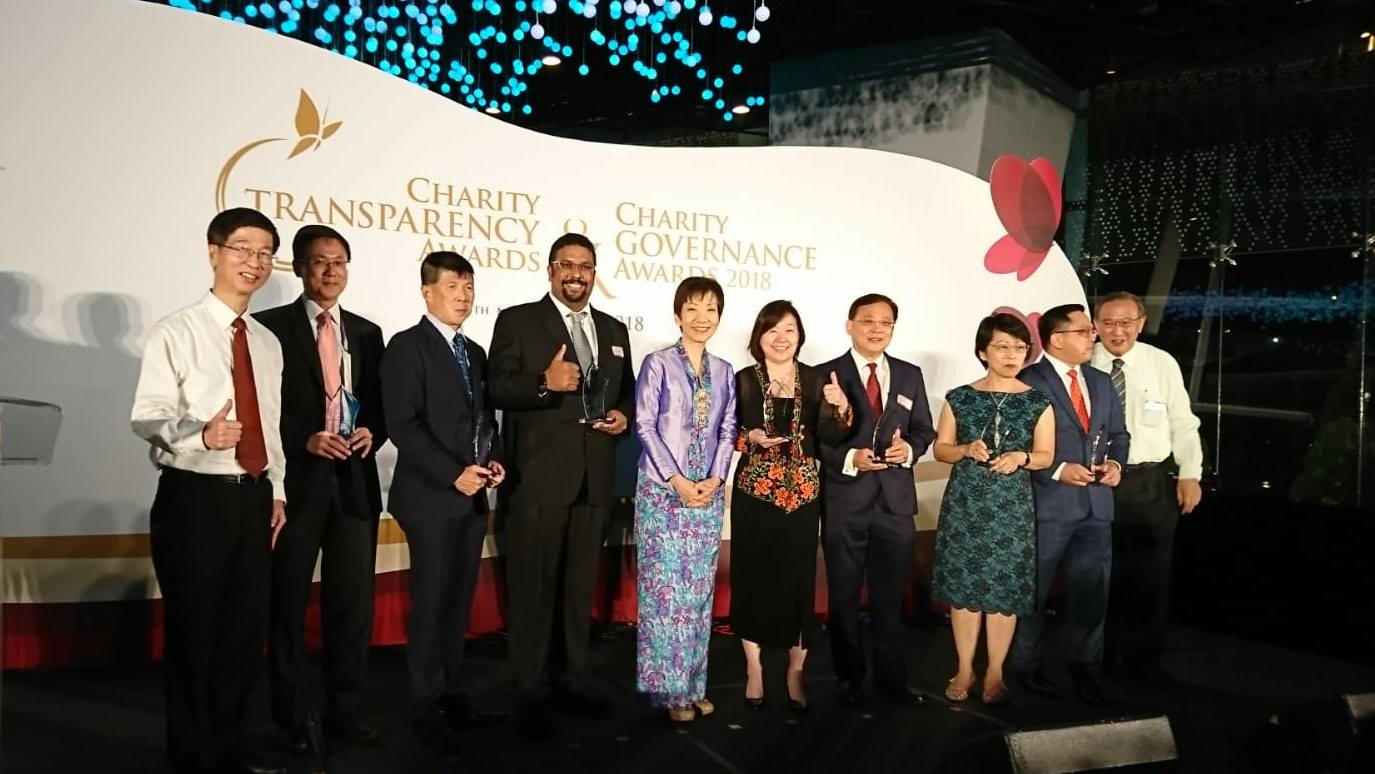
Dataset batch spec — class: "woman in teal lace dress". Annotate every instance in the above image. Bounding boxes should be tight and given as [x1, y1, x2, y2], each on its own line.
[932, 314, 1056, 705]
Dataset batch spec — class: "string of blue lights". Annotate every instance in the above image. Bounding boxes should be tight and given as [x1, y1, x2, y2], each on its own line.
[163, 0, 772, 121]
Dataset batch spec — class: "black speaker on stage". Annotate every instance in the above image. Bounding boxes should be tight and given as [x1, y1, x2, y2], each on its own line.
[1249, 692, 1375, 773]
[936, 715, 1178, 773]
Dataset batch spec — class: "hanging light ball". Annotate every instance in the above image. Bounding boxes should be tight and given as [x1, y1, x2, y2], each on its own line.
[531, 22, 545, 38]
[755, 4, 770, 22]
[698, 6, 712, 26]
[746, 27, 760, 43]
[541, 0, 557, 14]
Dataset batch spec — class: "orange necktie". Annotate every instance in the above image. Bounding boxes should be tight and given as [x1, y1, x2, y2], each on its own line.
[1067, 368, 1090, 432]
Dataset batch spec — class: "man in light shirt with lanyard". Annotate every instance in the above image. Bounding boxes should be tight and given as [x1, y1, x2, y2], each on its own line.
[1092, 291, 1204, 688]
[131, 207, 288, 774]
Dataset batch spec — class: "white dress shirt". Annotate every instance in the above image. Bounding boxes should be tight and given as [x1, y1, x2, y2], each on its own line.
[1092, 340, 1203, 479]
[549, 294, 599, 364]
[131, 292, 286, 501]
[842, 349, 914, 475]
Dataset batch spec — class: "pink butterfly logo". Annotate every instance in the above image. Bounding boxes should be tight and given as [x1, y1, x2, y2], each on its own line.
[992, 306, 1043, 363]
[985, 154, 1063, 281]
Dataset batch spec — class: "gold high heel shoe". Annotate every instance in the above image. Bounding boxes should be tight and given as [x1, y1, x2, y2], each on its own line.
[667, 706, 695, 723]
[692, 698, 715, 716]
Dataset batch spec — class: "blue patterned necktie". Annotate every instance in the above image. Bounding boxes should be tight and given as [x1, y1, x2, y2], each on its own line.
[451, 331, 474, 400]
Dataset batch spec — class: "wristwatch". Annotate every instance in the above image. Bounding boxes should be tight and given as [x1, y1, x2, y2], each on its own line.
[536, 372, 549, 399]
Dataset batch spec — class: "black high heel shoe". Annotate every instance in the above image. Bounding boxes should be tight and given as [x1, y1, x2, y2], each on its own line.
[744, 695, 765, 711]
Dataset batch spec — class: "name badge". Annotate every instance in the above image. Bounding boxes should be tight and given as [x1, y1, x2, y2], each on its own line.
[1144, 400, 1166, 413]
[611, 345, 624, 358]
[896, 394, 913, 411]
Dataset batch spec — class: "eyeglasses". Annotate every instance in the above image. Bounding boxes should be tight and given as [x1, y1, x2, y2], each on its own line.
[1096, 317, 1141, 331]
[854, 318, 895, 330]
[307, 257, 349, 271]
[1053, 327, 1097, 339]
[551, 260, 596, 275]
[216, 243, 277, 266]
[988, 344, 1029, 355]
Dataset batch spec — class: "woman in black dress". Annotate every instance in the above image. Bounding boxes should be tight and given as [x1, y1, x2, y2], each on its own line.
[730, 300, 853, 711]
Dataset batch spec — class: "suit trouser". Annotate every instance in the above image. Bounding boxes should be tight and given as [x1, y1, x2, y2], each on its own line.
[268, 473, 378, 729]
[1012, 514, 1112, 674]
[149, 468, 271, 774]
[396, 506, 487, 711]
[1105, 465, 1178, 668]
[822, 504, 916, 686]
[505, 490, 610, 699]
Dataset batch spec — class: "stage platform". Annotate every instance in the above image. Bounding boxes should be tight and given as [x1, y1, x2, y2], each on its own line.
[5, 618, 1374, 773]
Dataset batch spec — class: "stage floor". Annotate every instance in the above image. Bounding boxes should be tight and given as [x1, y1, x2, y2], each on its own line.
[5, 618, 1375, 773]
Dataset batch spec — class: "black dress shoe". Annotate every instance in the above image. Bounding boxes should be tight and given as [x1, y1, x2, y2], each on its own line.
[514, 700, 556, 741]
[275, 726, 308, 756]
[439, 693, 509, 729]
[227, 752, 288, 774]
[1018, 668, 1061, 699]
[551, 686, 616, 719]
[836, 680, 865, 708]
[327, 716, 381, 745]
[1068, 670, 1106, 705]
[413, 704, 461, 753]
[874, 682, 927, 707]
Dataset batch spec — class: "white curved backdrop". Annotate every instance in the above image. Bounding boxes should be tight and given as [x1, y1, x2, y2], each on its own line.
[0, 0, 1083, 604]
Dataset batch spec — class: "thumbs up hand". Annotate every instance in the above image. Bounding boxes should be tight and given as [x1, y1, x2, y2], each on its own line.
[543, 344, 582, 392]
[822, 370, 850, 413]
[202, 399, 243, 450]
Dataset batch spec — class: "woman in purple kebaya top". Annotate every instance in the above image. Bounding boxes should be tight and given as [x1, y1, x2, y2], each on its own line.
[633, 276, 738, 724]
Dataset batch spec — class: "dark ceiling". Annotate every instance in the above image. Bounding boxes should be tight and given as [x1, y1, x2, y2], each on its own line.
[151, 0, 1374, 140]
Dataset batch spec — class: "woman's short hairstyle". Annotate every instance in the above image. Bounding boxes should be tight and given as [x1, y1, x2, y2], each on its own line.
[673, 276, 725, 317]
[974, 313, 1033, 366]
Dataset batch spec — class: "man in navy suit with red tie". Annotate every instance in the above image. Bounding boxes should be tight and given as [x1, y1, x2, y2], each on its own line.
[1012, 303, 1129, 705]
[817, 294, 936, 708]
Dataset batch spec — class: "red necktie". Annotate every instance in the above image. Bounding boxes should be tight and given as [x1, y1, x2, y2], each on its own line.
[865, 362, 882, 417]
[231, 318, 268, 477]
[1067, 368, 1090, 432]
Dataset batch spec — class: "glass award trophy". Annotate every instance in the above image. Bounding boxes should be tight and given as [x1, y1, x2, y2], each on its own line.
[766, 399, 792, 456]
[974, 413, 1000, 467]
[577, 365, 611, 425]
[869, 405, 900, 467]
[473, 412, 495, 471]
[1088, 430, 1111, 483]
[338, 389, 361, 439]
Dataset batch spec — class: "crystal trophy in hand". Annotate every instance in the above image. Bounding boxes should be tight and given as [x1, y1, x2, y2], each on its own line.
[577, 365, 611, 425]
[1088, 429, 1112, 483]
[473, 413, 495, 481]
[766, 402, 792, 456]
[974, 410, 1003, 468]
[338, 389, 361, 439]
[869, 406, 901, 468]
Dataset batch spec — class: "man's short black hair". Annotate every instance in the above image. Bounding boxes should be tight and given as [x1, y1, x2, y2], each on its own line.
[291, 224, 351, 276]
[1039, 303, 1086, 344]
[421, 251, 475, 284]
[847, 293, 898, 321]
[207, 207, 279, 252]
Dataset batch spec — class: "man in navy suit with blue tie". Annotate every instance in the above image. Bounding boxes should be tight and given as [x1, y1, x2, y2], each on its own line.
[1012, 303, 1129, 705]
[380, 252, 507, 756]
[818, 294, 936, 707]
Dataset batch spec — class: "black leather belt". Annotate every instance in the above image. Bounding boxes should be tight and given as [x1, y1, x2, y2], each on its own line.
[162, 466, 264, 485]
[1124, 461, 1164, 471]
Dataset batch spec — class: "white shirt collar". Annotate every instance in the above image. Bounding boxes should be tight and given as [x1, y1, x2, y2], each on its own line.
[548, 293, 592, 321]
[424, 313, 461, 343]
[201, 291, 245, 330]
[1042, 351, 1084, 379]
[849, 348, 887, 375]
[1093, 341, 1139, 368]
[303, 297, 341, 329]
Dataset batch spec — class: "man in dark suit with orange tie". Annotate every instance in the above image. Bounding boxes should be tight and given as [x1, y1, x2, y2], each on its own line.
[1011, 303, 1129, 705]
[255, 225, 386, 751]
[817, 293, 936, 708]
[380, 251, 506, 756]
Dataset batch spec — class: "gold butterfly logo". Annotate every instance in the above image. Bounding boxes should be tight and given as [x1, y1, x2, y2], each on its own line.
[287, 89, 343, 159]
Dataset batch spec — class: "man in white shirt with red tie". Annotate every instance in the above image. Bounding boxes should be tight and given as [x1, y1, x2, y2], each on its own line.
[131, 207, 288, 774]
[1092, 291, 1203, 688]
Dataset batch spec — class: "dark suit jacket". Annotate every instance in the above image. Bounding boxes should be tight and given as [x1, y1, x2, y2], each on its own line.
[1019, 358, 1130, 522]
[817, 352, 936, 516]
[254, 298, 386, 521]
[380, 317, 500, 521]
[487, 295, 634, 510]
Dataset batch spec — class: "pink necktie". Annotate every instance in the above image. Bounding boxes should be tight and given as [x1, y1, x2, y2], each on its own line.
[317, 311, 341, 435]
